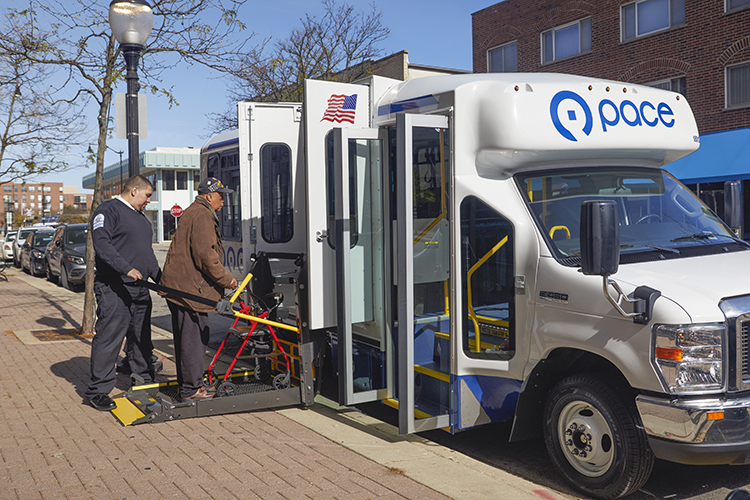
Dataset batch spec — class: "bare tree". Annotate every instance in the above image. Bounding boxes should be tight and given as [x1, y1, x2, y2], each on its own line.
[0, 0, 254, 334]
[212, 0, 389, 132]
[0, 15, 88, 186]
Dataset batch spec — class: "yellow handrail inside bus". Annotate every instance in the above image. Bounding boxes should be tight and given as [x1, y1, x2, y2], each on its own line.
[467, 235, 508, 352]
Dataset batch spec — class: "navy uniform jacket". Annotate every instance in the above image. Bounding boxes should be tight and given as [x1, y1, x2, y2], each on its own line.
[91, 197, 160, 298]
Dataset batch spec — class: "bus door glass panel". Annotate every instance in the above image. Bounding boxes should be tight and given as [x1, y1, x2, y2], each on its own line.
[396, 113, 451, 434]
[325, 131, 358, 249]
[260, 144, 293, 243]
[460, 196, 515, 360]
[333, 128, 390, 405]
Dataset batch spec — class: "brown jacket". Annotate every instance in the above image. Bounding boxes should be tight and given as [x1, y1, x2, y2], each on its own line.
[160, 195, 234, 312]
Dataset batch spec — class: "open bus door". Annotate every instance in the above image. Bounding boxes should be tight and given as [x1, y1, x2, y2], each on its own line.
[396, 113, 452, 434]
[332, 127, 393, 405]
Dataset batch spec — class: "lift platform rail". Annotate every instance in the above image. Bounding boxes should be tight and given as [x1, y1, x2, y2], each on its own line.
[110, 252, 320, 426]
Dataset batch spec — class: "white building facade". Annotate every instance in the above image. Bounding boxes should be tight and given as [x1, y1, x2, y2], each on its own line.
[83, 146, 201, 243]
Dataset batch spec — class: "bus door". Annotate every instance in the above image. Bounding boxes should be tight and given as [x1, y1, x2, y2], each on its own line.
[396, 113, 452, 434]
[332, 127, 393, 405]
[237, 102, 305, 276]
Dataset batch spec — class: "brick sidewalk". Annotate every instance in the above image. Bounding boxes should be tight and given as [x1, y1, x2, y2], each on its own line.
[0, 272, 452, 500]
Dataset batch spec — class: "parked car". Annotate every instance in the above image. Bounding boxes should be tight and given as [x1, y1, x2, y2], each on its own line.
[12, 227, 40, 267]
[45, 223, 88, 291]
[20, 229, 55, 276]
[2, 231, 16, 261]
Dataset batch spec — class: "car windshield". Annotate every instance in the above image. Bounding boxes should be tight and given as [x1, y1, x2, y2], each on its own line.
[65, 228, 87, 246]
[517, 167, 741, 260]
[33, 232, 54, 248]
[18, 229, 35, 240]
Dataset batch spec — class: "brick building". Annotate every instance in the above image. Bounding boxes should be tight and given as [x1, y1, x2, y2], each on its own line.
[472, 0, 750, 237]
[472, 0, 750, 134]
[1, 181, 92, 230]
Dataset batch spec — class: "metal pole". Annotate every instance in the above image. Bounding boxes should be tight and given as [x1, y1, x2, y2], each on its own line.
[121, 43, 143, 178]
[119, 151, 124, 192]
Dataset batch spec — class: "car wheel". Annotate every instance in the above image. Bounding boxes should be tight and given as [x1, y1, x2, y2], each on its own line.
[47, 263, 58, 284]
[13, 253, 19, 268]
[543, 374, 654, 499]
[61, 265, 73, 291]
[22, 258, 29, 274]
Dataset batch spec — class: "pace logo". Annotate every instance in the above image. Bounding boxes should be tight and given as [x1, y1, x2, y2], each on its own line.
[550, 90, 677, 142]
[550, 91, 593, 142]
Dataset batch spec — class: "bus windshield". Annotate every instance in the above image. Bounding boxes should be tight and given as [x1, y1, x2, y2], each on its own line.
[516, 167, 744, 262]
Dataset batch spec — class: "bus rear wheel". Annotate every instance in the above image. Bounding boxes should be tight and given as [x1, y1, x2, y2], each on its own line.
[543, 374, 654, 499]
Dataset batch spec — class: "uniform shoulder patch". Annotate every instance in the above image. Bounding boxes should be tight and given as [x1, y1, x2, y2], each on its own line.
[93, 213, 105, 230]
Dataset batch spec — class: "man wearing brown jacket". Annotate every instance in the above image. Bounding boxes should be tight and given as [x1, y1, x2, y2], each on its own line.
[160, 177, 238, 400]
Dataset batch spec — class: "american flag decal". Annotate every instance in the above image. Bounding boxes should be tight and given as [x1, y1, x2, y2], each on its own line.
[321, 94, 357, 123]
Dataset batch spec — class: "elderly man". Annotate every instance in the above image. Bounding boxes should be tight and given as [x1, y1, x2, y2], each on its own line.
[85, 175, 161, 411]
[160, 177, 238, 400]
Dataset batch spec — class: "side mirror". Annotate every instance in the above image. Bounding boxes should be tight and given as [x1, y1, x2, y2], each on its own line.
[724, 180, 743, 237]
[580, 200, 620, 276]
[54, 239, 61, 247]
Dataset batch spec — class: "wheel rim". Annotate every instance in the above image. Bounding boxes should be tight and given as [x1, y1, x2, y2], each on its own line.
[557, 400, 615, 478]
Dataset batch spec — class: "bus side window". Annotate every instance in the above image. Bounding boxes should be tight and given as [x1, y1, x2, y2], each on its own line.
[460, 196, 515, 360]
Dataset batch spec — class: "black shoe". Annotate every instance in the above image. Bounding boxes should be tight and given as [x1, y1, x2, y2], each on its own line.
[89, 394, 116, 411]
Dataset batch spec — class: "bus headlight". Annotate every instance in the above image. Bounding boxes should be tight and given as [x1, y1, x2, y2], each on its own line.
[653, 323, 724, 393]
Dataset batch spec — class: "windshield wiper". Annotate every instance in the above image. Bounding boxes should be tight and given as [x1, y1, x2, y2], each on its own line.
[621, 244, 680, 254]
[670, 232, 721, 242]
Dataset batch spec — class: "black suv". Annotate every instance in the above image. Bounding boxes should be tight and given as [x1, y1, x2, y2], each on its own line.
[45, 223, 88, 291]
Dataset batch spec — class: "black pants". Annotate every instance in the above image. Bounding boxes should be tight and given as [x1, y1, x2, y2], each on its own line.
[86, 280, 154, 399]
[167, 301, 209, 399]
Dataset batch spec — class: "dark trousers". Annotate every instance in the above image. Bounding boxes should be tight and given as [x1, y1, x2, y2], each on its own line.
[167, 301, 209, 399]
[86, 280, 154, 399]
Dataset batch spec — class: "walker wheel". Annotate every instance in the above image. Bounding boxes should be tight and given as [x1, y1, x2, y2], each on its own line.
[217, 381, 238, 398]
[273, 373, 290, 390]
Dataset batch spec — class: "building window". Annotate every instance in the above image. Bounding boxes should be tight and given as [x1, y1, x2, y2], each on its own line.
[648, 76, 686, 96]
[193, 172, 200, 187]
[29, 186, 35, 192]
[2, 186, 10, 192]
[488, 41, 518, 73]
[622, 0, 685, 41]
[176, 171, 187, 190]
[260, 143, 293, 243]
[162, 170, 175, 191]
[727, 62, 750, 108]
[727, 0, 750, 12]
[542, 18, 591, 64]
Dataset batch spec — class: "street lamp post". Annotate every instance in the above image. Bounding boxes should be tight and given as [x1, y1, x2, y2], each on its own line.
[108, 0, 153, 178]
[106, 146, 125, 192]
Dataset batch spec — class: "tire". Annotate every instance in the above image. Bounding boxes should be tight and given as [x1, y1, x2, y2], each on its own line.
[61, 265, 72, 291]
[543, 374, 654, 499]
[22, 258, 29, 274]
[47, 263, 58, 284]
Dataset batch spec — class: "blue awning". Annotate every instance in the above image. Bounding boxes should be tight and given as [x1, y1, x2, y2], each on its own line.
[664, 127, 750, 184]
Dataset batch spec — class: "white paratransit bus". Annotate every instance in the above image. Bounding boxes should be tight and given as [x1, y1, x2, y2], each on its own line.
[200, 73, 750, 499]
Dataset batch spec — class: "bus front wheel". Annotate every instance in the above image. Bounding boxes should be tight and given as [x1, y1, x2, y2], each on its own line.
[543, 374, 654, 499]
